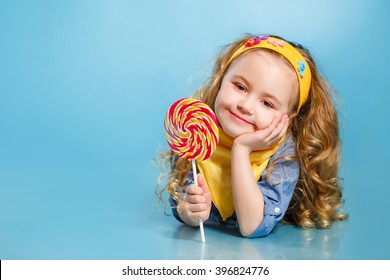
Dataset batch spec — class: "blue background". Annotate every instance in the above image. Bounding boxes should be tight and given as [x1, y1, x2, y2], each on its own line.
[1, 0, 389, 259]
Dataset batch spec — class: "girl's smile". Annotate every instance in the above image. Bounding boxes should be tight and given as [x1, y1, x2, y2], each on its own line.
[228, 110, 254, 126]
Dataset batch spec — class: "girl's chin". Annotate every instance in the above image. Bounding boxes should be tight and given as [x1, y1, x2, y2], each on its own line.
[221, 125, 253, 139]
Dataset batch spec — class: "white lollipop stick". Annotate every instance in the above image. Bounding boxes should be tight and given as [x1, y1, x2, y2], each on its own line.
[192, 159, 205, 243]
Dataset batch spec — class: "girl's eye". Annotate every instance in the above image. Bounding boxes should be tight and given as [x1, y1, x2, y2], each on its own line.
[262, 100, 274, 108]
[234, 83, 246, 92]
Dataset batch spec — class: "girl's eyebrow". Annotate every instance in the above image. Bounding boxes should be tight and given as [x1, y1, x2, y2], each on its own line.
[232, 74, 249, 84]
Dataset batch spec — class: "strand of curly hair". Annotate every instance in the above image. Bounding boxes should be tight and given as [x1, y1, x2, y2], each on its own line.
[283, 43, 347, 228]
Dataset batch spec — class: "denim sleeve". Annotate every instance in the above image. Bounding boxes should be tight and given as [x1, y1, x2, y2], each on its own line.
[247, 135, 299, 238]
[169, 196, 184, 223]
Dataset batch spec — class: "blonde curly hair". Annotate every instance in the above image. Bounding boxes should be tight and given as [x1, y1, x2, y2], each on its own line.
[157, 34, 347, 229]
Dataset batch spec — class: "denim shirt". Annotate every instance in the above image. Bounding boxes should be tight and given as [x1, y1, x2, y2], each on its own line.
[169, 134, 299, 238]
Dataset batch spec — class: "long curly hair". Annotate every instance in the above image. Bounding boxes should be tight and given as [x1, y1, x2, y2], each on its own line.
[157, 34, 347, 229]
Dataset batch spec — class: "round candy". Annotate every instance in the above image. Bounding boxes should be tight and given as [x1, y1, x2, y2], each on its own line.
[164, 98, 219, 161]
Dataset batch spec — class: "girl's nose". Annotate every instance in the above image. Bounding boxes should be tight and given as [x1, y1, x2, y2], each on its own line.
[237, 96, 254, 114]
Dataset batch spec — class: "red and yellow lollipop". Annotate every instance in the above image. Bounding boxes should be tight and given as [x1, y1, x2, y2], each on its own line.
[164, 98, 219, 161]
[164, 98, 219, 243]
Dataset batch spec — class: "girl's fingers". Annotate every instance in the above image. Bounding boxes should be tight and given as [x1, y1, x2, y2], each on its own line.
[197, 173, 210, 195]
[186, 194, 206, 204]
[236, 114, 290, 151]
[279, 116, 290, 136]
[188, 203, 208, 212]
[185, 179, 209, 203]
[265, 115, 289, 144]
[255, 118, 277, 140]
[185, 184, 203, 195]
[274, 115, 289, 136]
[265, 118, 278, 135]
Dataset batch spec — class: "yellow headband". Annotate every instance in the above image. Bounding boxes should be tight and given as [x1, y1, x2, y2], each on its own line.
[225, 35, 312, 112]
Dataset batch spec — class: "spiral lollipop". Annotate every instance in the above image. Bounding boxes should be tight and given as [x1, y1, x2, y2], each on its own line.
[164, 98, 219, 243]
[164, 98, 219, 161]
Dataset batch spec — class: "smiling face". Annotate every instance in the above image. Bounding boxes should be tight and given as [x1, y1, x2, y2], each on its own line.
[215, 50, 299, 139]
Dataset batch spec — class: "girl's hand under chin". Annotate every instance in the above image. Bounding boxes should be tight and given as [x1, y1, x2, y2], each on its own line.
[233, 114, 290, 153]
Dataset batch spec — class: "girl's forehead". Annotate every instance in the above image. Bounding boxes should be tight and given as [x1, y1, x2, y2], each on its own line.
[227, 51, 297, 83]
[232, 50, 292, 70]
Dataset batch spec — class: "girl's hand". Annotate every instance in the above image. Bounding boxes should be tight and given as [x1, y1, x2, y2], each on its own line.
[177, 173, 211, 226]
[234, 114, 289, 153]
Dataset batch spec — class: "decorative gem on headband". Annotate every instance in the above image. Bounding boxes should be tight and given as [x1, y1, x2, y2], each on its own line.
[297, 61, 306, 78]
[245, 35, 269, 47]
[267, 38, 285, 47]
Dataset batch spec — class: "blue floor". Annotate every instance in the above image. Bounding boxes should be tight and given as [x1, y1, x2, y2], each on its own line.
[0, 165, 389, 260]
[1, 1, 390, 260]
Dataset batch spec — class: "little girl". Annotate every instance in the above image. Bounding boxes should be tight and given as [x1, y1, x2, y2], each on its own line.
[158, 34, 347, 237]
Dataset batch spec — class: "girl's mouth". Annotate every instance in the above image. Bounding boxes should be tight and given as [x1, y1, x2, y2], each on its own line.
[229, 111, 253, 126]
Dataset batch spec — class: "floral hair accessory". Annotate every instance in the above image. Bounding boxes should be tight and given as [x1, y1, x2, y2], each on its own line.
[245, 35, 269, 47]
[225, 35, 312, 112]
[267, 38, 285, 47]
[297, 61, 306, 77]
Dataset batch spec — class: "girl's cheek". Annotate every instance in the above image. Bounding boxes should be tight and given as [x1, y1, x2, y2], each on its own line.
[254, 113, 272, 130]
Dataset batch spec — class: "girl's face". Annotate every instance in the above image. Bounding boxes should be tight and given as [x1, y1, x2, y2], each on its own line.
[215, 50, 298, 139]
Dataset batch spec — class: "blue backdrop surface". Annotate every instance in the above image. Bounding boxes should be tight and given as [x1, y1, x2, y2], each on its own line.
[1, 0, 389, 259]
